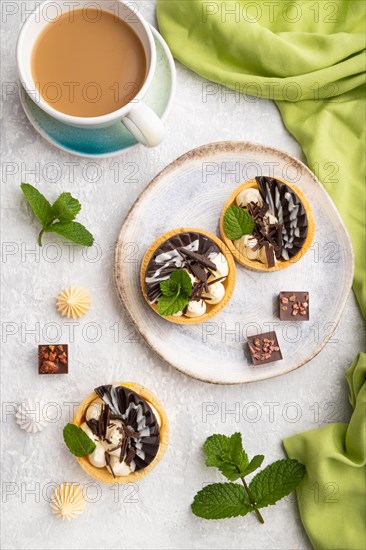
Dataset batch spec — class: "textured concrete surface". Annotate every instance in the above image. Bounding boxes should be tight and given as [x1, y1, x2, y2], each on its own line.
[1, 2, 365, 549]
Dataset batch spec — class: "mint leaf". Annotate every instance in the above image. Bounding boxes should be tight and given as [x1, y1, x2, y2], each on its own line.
[21, 183, 53, 226]
[160, 279, 180, 297]
[224, 205, 255, 240]
[157, 293, 188, 316]
[63, 423, 96, 457]
[244, 454, 264, 476]
[204, 433, 249, 481]
[249, 459, 305, 509]
[192, 483, 253, 519]
[20, 183, 94, 247]
[157, 269, 192, 316]
[45, 221, 94, 246]
[51, 192, 81, 222]
[192, 434, 305, 525]
[170, 269, 192, 297]
[204, 434, 231, 468]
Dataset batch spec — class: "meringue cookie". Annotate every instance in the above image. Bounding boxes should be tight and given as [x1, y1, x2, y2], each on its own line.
[56, 287, 90, 319]
[209, 252, 229, 278]
[236, 188, 262, 207]
[85, 398, 104, 421]
[51, 483, 85, 520]
[107, 456, 132, 477]
[15, 399, 48, 433]
[234, 235, 267, 263]
[104, 420, 126, 456]
[185, 300, 206, 318]
[88, 442, 107, 468]
[202, 282, 225, 305]
[234, 235, 256, 259]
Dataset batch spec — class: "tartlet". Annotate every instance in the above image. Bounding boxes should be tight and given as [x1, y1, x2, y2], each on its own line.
[220, 177, 315, 271]
[140, 228, 236, 324]
[73, 382, 169, 484]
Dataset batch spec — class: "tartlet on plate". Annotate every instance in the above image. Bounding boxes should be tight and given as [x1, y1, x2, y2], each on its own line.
[140, 228, 236, 324]
[73, 382, 169, 484]
[220, 176, 315, 271]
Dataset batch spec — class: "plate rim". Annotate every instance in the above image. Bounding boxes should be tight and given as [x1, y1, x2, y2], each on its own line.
[114, 140, 355, 384]
[19, 25, 177, 159]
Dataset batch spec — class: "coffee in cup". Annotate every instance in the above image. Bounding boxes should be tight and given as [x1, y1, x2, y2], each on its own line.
[32, 8, 147, 118]
[17, 0, 165, 147]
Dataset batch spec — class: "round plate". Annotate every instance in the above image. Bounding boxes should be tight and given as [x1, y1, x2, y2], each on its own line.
[19, 26, 176, 158]
[115, 142, 354, 384]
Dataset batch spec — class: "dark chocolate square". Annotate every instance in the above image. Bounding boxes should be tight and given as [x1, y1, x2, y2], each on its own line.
[247, 331, 282, 366]
[279, 292, 309, 321]
[38, 344, 68, 374]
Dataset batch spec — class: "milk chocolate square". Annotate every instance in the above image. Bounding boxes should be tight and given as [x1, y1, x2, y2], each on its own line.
[247, 331, 282, 366]
[279, 292, 309, 320]
[38, 344, 68, 374]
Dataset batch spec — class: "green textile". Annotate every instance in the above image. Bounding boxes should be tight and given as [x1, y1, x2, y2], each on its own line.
[284, 353, 366, 550]
[157, 0, 366, 317]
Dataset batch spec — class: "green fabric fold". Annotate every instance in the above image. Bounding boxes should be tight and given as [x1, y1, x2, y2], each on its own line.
[284, 353, 366, 550]
[157, 0, 366, 317]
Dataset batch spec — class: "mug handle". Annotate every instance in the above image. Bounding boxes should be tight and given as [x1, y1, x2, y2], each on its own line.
[122, 102, 165, 148]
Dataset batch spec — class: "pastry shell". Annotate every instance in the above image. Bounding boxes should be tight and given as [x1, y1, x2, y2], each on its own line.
[219, 178, 315, 272]
[140, 227, 236, 325]
[73, 382, 169, 484]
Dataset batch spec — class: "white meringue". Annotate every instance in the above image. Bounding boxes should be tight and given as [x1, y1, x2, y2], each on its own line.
[51, 483, 85, 520]
[234, 235, 255, 259]
[202, 282, 225, 305]
[236, 188, 262, 207]
[185, 300, 206, 318]
[234, 235, 267, 263]
[104, 420, 125, 456]
[85, 398, 104, 421]
[15, 399, 48, 433]
[56, 287, 90, 319]
[209, 252, 229, 278]
[88, 442, 107, 468]
[107, 456, 132, 477]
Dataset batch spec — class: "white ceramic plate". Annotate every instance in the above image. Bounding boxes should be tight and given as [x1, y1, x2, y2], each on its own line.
[115, 142, 354, 384]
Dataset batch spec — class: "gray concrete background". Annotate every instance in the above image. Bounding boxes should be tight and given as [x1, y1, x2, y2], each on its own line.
[1, 2, 365, 549]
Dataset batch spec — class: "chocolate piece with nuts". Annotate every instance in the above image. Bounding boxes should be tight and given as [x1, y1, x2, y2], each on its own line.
[38, 344, 68, 374]
[279, 292, 309, 321]
[247, 331, 282, 366]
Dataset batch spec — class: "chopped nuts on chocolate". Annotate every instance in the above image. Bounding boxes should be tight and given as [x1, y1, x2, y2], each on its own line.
[247, 331, 282, 366]
[279, 292, 309, 321]
[38, 344, 68, 374]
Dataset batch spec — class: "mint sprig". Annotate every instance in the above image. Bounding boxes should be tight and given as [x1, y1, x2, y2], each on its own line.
[223, 205, 255, 240]
[192, 433, 305, 524]
[157, 269, 192, 316]
[21, 183, 94, 247]
[192, 483, 253, 519]
[63, 423, 96, 457]
[204, 433, 264, 481]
